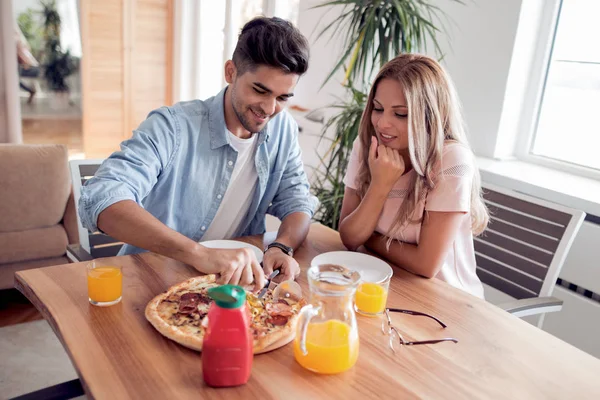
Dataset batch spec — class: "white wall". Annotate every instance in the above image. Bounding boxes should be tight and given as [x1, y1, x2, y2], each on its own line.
[293, 0, 347, 111]
[430, 0, 523, 157]
[290, 0, 354, 186]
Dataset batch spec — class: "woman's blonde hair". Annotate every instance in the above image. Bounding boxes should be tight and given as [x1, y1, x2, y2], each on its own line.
[355, 53, 488, 238]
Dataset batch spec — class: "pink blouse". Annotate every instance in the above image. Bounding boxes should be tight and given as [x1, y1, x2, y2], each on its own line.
[343, 139, 484, 298]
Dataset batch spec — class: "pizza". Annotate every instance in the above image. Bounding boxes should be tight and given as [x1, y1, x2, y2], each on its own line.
[145, 275, 306, 354]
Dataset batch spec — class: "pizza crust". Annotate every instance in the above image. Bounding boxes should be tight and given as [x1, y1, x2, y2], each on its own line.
[145, 274, 303, 354]
[145, 275, 217, 351]
[255, 328, 296, 354]
[252, 316, 297, 353]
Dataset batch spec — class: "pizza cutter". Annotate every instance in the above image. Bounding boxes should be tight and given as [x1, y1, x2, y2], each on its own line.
[257, 269, 303, 302]
[272, 280, 303, 303]
[258, 269, 280, 299]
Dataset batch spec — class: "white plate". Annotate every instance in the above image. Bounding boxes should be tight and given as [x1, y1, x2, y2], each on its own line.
[311, 251, 393, 283]
[199, 240, 263, 263]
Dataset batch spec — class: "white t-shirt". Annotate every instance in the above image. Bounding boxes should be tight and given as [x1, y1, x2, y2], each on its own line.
[201, 131, 259, 240]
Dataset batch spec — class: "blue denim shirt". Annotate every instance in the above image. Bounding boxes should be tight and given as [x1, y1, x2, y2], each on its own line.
[79, 87, 318, 255]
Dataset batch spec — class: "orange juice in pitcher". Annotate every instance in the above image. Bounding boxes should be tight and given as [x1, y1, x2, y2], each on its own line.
[293, 319, 359, 374]
[294, 264, 360, 374]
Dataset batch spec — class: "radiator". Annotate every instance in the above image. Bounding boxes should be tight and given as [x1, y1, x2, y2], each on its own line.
[543, 220, 600, 359]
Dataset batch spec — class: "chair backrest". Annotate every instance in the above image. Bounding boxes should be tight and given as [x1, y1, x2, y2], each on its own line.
[475, 183, 585, 300]
[69, 159, 123, 258]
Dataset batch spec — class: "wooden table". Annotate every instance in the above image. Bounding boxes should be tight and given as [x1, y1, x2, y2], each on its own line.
[15, 223, 600, 399]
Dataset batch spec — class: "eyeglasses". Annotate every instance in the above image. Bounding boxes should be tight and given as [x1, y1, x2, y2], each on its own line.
[381, 308, 458, 352]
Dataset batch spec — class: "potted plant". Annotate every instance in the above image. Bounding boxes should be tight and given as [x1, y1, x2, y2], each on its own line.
[310, 0, 464, 230]
[39, 0, 77, 94]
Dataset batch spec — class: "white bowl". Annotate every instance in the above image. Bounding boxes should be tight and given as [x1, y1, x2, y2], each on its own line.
[310, 251, 393, 283]
[199, 240, 263, 263]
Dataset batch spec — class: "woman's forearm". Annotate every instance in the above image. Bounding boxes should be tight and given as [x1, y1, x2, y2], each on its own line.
[339, 186, 389, 250]
[365, 233, 438, 278]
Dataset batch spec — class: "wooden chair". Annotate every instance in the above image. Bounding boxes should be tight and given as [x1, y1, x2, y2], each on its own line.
[66, 159, 123, 261]
[476, 183, 585, 327]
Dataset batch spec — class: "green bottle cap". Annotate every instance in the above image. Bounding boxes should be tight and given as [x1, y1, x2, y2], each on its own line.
[207, 285, 246, 309]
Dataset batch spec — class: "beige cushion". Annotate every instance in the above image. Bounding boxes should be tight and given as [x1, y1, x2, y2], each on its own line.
[0, 225, 68, 264]
[0, 256, 70, 290]
[0, 144, 70, 232]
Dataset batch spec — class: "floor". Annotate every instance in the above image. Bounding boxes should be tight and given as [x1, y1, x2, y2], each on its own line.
[20, 95, 84, 159]
[0, 289, 85, 399]
[20, 94, 82, 120]
[22, 118, 83, 158]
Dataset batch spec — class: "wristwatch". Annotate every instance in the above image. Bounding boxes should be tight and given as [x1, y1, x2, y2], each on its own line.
[264, 242, 294, 257]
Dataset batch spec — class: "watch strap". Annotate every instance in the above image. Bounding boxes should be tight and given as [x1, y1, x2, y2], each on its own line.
[265, 241, 293, 257]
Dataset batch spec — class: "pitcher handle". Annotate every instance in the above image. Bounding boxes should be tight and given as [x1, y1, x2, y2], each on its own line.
[297, 304, 320, 356]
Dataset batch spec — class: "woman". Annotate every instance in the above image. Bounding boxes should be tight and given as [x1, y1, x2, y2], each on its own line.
[339, 54, 489, 298]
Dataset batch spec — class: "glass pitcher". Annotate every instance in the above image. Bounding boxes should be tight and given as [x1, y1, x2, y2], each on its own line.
[293, 263, 361, 374]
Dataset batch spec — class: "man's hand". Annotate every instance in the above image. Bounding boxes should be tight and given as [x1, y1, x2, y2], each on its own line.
[195, 247, 265, 292]
[262, 247, 300, 282]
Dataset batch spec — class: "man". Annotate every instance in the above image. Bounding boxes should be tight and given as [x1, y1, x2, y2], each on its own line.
[79, 17, 317, 291]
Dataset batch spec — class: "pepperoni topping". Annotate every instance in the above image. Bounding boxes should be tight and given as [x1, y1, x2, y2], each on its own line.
[178, 293, 205, 314]
[185, 292, 211, 304]
[266, 302, 293, 317]
[177, 306, 197, 315]
[266, 315, 289, 326]
[180, 293, 200, 301]
[177, 292, 211, 313]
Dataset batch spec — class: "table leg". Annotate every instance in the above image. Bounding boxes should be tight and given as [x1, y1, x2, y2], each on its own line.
[9, 379, 84, 400]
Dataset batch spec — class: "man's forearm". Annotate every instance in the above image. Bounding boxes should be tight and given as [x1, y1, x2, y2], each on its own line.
[97, 200, 205, 266]
[272, 212, 311, 250]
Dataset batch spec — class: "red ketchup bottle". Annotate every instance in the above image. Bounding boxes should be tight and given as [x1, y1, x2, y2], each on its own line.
[203, 285, 253, 387]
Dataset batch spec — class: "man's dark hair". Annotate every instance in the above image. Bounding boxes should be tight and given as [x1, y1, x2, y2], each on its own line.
[232, 17, 309, 76]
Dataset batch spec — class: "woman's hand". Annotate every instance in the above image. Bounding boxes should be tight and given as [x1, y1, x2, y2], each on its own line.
[368, 136, 405, 191]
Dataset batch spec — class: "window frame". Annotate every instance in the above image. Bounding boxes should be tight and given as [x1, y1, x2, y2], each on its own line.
[514, 0, 600, 180]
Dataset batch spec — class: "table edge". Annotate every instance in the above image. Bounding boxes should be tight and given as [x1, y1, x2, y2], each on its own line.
[14, 271, 94, 398]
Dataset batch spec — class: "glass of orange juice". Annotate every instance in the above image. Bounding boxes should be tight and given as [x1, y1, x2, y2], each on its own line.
[87, 261, 122, 306]
[355, 274, 391, 316]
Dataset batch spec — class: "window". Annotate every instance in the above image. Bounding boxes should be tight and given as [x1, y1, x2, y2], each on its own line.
[527, 0, 600, 173]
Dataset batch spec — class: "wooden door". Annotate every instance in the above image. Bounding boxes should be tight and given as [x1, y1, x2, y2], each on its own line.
[81, 0, 173, 159]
